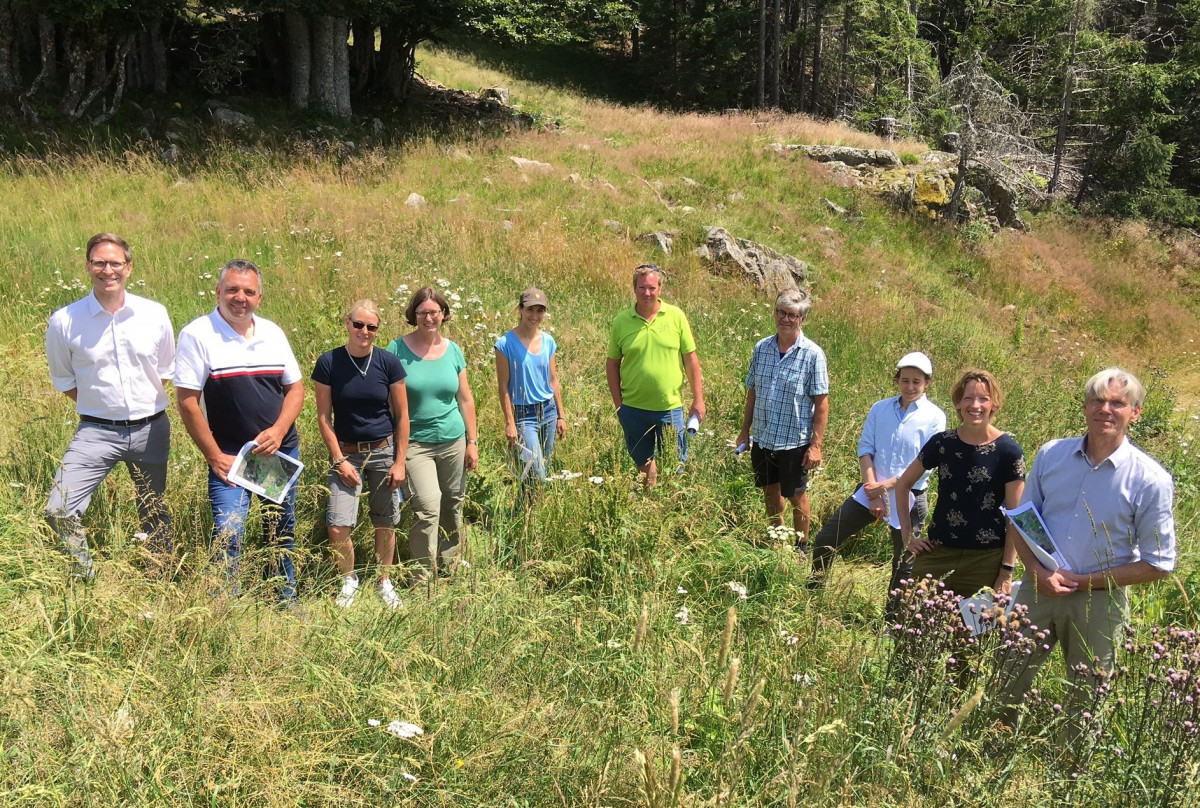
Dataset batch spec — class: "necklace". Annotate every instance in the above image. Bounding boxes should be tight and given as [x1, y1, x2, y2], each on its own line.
[347, 346, 373, 378]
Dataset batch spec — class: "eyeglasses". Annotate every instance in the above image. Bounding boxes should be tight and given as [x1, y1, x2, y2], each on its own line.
[350, 320, 379, 332]
[415, 309, 443, 319]
[775, 309, 802, 321]
[88, 260, 128, 270]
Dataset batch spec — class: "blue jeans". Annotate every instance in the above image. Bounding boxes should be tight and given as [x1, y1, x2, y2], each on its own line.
[208, 445, 298, 601]
[512, 399, 558, 480]
[617, 405, 687, 467]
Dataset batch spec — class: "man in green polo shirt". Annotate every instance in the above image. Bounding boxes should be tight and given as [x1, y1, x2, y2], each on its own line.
[606, 264, 706, 487]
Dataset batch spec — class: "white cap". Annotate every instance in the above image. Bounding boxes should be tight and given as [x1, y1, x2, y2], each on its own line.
[896, 352, 933, 377]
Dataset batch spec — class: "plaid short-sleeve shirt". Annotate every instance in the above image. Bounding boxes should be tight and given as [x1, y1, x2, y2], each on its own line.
[745, 333, 829, 450]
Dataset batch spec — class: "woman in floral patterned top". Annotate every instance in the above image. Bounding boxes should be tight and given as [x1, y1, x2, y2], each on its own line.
[895, 369, 1025, 598]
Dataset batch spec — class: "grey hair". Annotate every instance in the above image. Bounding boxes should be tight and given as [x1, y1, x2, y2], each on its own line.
[775, 287, 812, 319]
[347, 299, 381, 322]
[1084, 367, 1146, 409]
[217, 258, 262, 287]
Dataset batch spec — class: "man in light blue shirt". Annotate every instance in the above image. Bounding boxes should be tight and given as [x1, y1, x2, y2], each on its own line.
[999, 367, 1175, 722]
[809, 352, 946, 619]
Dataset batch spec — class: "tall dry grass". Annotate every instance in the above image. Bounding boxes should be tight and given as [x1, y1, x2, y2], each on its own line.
[0, 42, 1198, 807]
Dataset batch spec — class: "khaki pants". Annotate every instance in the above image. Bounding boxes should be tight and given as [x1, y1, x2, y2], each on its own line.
[911, 545, 1003, 599]
[997, 581, 1129, 725]
[403, 438, 466, 571]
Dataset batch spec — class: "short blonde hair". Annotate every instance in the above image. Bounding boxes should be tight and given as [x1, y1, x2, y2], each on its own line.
[951, 369, 1003, 411]
[347, 299, 381, 322]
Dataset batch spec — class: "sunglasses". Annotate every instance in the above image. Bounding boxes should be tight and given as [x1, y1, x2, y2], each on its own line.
[349, 320, 379, 332]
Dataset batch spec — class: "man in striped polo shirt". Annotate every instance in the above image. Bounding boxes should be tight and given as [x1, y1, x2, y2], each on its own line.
[175, 259, 304, 602]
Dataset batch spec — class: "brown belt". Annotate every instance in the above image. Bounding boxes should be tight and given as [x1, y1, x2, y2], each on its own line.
[338, 436, 392, 454]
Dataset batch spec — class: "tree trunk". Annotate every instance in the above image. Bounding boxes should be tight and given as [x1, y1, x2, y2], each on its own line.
[836, 0, 852, 117]
[350, 18, 375, 93]
[1049, 0, 1088, 194]
[38, 14, 57, 85]
[150, 17, 168, 94]
[0, 0, 16, 97]
[810, 5, 825, 114]
[311, 15, 351, 119]
[285, 11, 311, 110]
[795, 0, 809, 113]
[772, 0, 781, 107]
[757, 0, 766, 108]
[378, 24, 413, 102]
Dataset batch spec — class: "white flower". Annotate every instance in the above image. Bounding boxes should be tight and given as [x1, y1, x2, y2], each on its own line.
[132, 532, 148, 543]
[588, 476, 604, 485]
[793, 673, 814, 686]
[402, 771, 418, 783]
[385, 721, 424, 739]
[676, 586, 687, 594]
[606, 639, 624, 649]
[368, 718, 381, 727]
[674, 606, 690, 625]
[728, 582, 748, 600]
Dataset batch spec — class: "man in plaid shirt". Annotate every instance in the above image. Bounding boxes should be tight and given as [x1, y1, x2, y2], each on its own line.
[736, 287, 829, 552]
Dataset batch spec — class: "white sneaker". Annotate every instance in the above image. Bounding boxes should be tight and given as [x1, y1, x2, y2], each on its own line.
[377, 578, 401, 610]
[335, 575, 359, 608]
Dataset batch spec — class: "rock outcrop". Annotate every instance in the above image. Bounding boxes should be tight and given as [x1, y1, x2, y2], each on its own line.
[699, 227, 809, 292]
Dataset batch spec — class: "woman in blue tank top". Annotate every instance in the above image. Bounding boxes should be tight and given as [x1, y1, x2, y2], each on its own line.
[494, 288, 566, 482]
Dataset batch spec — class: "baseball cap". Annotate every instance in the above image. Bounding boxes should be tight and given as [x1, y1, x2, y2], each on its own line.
[520, 288, 549, 308]
[896, 352, 933, 377]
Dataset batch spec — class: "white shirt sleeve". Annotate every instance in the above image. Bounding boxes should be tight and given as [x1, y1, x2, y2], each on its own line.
[45, 311, 77, 393]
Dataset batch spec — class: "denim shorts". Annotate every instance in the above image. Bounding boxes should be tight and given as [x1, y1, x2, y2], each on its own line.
[617, 404, 687, 467]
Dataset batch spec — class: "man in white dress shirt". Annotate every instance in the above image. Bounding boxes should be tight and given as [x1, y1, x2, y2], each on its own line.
[45, 233, 176, 578]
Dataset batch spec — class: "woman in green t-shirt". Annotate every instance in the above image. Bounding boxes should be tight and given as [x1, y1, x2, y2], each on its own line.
[386, 287, 479, 576]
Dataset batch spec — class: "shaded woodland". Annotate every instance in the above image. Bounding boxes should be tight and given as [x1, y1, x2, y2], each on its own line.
[0, 0, 1196, 224]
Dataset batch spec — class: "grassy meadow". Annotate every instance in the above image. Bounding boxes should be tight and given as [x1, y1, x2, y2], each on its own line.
[3, 43, 1200, 807]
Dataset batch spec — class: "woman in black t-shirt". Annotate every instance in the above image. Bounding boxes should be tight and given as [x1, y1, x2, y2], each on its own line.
[314, 299, 410, 609]
[895, 369, 1025, 598]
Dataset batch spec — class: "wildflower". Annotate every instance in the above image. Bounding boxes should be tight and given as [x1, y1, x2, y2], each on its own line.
[727, 582, 748, 600]
[588, 476, 604, 485]
[677, 586, 687, 594]
[606, 639, 624, 649]
[674, 606, 690, 626]
[368, 718, 381, 727]
[385, 720, 424, 739]
[402, 771, 418, 783]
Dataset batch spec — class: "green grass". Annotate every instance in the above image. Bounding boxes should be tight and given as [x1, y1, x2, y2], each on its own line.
[1, 44, 1200, 807]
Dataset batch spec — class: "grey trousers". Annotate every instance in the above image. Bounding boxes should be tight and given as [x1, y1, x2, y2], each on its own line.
[403, 438, 465, 571]
[810, 491, 927, 620]
[46, 416, 172, 575]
